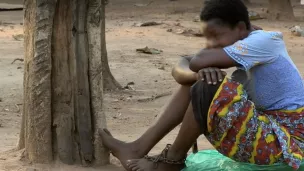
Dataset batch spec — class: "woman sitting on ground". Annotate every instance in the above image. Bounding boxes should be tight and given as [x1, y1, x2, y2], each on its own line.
[100, 0, 304, 170]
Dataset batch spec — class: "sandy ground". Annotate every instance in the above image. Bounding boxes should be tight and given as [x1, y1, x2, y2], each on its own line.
[0, 0, 303, 170]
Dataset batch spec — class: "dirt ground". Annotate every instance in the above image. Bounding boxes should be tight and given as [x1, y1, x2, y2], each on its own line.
[0, 0, 303, 170]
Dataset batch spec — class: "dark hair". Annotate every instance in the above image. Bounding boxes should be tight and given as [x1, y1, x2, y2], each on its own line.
[200, 0, 250, 30]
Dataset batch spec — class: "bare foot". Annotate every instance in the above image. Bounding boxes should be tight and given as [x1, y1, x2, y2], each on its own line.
[127, 158, 185, 171]
[99, 129, 144, 170]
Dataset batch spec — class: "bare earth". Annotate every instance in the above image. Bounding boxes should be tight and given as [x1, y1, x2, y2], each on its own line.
[0, 0, 303, 170]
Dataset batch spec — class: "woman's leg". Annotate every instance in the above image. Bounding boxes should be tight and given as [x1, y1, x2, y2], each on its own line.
[127, 103, 201, 171]
[99, 85, 192, 168]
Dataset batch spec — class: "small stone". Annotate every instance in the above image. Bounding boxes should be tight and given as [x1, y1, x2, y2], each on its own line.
[193, 16, 200, 22]
[17, 67, 22, 69]
[174, 23, 181, 26]
[176, 29, 185, 34]
[290, 26, 304, 37]
[248, 11, 263, 20]
[123, 82, 135, 90]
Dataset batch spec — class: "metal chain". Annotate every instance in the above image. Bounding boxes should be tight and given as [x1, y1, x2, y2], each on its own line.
[144, 144, 186, 167]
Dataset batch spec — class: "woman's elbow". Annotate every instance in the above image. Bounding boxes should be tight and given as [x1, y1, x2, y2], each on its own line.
[171, 67, 181, 81]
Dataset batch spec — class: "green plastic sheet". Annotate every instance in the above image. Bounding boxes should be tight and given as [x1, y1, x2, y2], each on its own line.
[183, 150, 304, 171]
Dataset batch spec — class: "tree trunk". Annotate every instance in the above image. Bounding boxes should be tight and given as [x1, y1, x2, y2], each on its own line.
[19, 0, 109, 166]
[268, 0, 295, 20]
[100, 3, 121, 91]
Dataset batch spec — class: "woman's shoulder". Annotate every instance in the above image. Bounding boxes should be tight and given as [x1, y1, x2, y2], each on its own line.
[247, 30, 282, 40]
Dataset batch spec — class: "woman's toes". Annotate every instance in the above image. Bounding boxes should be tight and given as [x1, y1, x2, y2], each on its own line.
[132, 166, 142, 171]
[127, 159, 139, 169]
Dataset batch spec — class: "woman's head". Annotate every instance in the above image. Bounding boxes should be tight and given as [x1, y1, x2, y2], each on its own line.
[200, 0, 251, 49]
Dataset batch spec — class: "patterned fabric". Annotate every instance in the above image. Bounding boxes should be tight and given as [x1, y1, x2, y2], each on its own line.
[223, 30, 304, 111]
[206, 77, 304, 170]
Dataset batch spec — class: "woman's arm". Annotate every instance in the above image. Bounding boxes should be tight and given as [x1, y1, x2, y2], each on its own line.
[189, 49, 237, 72]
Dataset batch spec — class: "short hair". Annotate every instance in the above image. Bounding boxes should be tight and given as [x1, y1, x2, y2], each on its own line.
[200, 0, 251, 30]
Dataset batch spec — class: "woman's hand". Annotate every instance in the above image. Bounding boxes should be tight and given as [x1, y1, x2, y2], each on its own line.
[197, 67, 227, 85]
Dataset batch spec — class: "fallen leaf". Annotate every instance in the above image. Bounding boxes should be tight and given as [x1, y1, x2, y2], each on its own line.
[26, 168, 37, 171]
[136, 46, 163, 54]
[11, 58, 24, 64]
[133, 21, 162, 27]
[137, 92, 172, 102]
[175, 29, 204, 37]
[12, 34, 24, 41]
[158, 65, 165, 70]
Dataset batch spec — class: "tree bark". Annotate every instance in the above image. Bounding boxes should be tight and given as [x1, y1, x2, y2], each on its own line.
[268, 0, 295, 20]
[21, 0, 55, 163]
[20, 0, 109, 165]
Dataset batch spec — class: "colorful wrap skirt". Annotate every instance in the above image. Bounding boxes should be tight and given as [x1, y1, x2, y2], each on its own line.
[191, 77, 304, 170]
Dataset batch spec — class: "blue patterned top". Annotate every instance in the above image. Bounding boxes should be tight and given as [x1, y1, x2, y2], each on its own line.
[224, 30, 304, 110]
